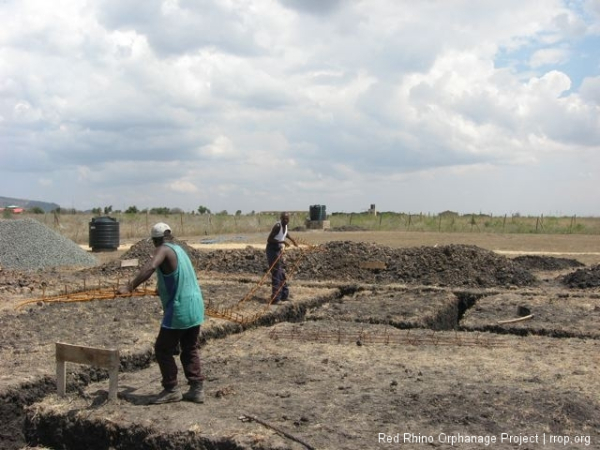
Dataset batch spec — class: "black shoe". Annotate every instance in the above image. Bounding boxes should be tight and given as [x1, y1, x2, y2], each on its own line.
[152, 387, 182, 404]
[183, 382, 205, 404]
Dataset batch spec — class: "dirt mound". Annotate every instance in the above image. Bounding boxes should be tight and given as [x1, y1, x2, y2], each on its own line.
[107, 241, 538, 288]
[0, 240, 557, 292]
[560, 264, 600, 289]
[512, 255, 584, 271]
[297, 242, 537, 287]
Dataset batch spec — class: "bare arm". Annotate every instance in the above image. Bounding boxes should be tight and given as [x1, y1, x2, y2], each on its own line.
[286, 234, 298, 247]
[118, 246, 169, 294]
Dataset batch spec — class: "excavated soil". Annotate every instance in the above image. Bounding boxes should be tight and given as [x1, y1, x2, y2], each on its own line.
[1, 231, 599, 449]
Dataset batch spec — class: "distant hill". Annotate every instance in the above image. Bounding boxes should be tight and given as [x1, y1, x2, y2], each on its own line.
[0, 196, 60, 213]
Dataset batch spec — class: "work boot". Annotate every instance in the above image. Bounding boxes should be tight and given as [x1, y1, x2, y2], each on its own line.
[152, 386, 182, 404]
[183, 382, 205, 404]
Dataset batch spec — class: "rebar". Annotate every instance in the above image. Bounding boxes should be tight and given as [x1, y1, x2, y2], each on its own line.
[14, 238, 322, 326]
[15, 287, 159, 311]
[268, 326, 511, 348]
[234, 238, 323, 314]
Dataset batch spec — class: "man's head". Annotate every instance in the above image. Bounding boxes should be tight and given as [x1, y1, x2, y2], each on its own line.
[280, 212, 290, 225]
[150, 222, 171, 245]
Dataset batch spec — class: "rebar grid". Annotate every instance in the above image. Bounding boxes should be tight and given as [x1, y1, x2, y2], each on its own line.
[14, 286, 261, 323]
[15, 238, 321, 325]
[204, 304, 264, 323]
[15, 287, 159, 311]
[268, 327, 511, 348]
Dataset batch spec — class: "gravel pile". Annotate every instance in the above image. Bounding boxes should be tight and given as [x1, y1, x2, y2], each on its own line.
[0, 218, 98, 269]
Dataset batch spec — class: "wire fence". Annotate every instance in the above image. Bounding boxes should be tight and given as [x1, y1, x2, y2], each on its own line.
[9, 211, 600, 244]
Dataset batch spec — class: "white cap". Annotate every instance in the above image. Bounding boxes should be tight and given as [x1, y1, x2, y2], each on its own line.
[150, 222, 171, 238]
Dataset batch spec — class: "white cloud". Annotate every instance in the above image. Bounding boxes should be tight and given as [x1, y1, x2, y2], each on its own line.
[198, 135, 239, 159]
[169, 180, 198, 194]
[0, 0, 599, 215]
[580, 76, 600, 103]
[279, 0, 343, 16]
[529, 47, 571, 67]
[76, 166, 92, 182]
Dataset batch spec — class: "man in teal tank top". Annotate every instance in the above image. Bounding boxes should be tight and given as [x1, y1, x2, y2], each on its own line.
[118, 222, 205, 404]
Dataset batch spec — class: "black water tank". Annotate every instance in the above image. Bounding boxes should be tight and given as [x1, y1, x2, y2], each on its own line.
[309, 205, 327, 221]
[89, 216, 120, 252]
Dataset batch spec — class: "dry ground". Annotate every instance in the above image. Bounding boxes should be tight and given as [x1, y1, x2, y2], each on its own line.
[1, 230, 600, 450]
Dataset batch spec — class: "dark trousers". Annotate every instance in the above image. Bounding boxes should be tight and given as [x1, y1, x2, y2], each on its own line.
[266, 246, 288, 301]
[155, 325, 203, 389]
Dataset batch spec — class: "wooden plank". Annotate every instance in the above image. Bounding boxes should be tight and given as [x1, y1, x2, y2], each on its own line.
[120, 258, 139, 268]
[108, 366, 119, 400]
[56, 360, 66, 397]
[56, 342, 119, 368]
[56, 342, 120, 400]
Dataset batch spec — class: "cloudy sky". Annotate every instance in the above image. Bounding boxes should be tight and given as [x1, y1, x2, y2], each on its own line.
[1, 0, 599, 216]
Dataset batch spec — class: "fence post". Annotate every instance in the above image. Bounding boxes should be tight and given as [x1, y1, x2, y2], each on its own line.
[470, 215, 480, 232]
[569, 215, 575, 233]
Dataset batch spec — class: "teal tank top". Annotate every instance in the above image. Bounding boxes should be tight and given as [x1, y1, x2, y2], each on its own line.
[156, 243, 204, 329]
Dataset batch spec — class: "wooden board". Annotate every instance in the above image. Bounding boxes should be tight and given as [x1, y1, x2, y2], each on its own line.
[120, 259, 139, 268]
[56, 342, 119, 400]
